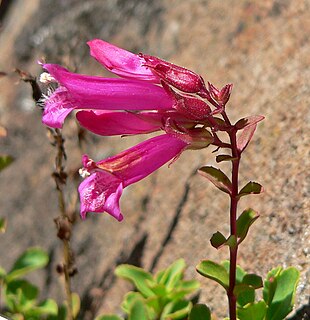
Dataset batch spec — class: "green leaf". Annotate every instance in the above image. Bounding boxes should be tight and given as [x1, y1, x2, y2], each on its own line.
[7, 247, 49, 282]
[158, 259, 185, 290]
[216, 155, 237, 163]
[0, 217, 7, 233]
[196, 260, 229, 289]
[235, 115, 265, 130]
[237, 300, 267, 320]
[115, 264, 155, 298]
[121, 292, 145, 314]
[234, 284, 255, 307]
[148, 282, 167, 297]
[238, 182, 263, 198]
[198, 166, 232, 194]
[263, 267, 282, 306]
[26, 299, 58, 316]
[71, 292, 80, 318]
[264, 267, 299, 320]
[189, 304, 211, 320]
[221, 261, 246, 284]
[129, 299, 149, 320]
[161, 300, 192, 320]
[236, 209, 259, 244]
[242, 274, 263, 289]
[0, 266, 6, 280]
[155, 269, 165, 283]
[95, 315, 123, 320]
[174, 279, 200, 295]
[210, 231, 226, 249]
[0, 154, 14, 171]
[210, 233, 237, 249]
[5, 279, 39, 312]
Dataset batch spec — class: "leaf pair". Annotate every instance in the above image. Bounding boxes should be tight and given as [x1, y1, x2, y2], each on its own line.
[198, 166, 263, 198]
[210, 208, 259, 250]
[196, 260, 263, 307]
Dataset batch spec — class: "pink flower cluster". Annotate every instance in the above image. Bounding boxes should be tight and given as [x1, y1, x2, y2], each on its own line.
[41, 39, 232, 221]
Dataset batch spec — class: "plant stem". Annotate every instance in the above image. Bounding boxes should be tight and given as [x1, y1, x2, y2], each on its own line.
[222, 111, 240, 320]
[53, 129, 73, 320]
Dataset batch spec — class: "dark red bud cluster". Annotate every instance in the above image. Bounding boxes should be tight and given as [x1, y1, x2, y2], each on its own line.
[173, 92, 211, 120]
[140, 54, 207, 94]
[208, 82, 233, 106]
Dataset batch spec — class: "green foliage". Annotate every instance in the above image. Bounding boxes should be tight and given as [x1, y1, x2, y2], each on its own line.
[189, 304, 211, 320]
[6, 247, 49, 282]
[196, 260, 299, 319]
[237, 301, 267, 320]
[0, 154, 14, 171]
[198, 166, 232, 194]
[210, 231, 227, 249]
[99, 259, 200, 320]
[263, 267, 299, 320]
[0, 247, 59, 319]
[238, 182, 263, 198]
[95, 316, 123, 320]
[0, 217, 7, 233]
[236, 209, 259, 245]
[196, 260, 229, 290]
[216, 154, 237, 163]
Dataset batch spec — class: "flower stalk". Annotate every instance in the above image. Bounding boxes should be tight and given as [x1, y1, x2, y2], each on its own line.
[50, 128, 73, 320]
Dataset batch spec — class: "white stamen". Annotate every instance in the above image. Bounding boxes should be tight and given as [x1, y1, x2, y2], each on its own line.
[39, 72, 56, 84]
[79, 168, 90, 178]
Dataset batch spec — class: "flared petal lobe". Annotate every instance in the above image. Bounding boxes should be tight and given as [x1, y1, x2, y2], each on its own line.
[43, 64, 173, 110]
[42, 87, 75, 128]
[88, 39, 159, 82]
[79, 171, 124, 221]
[79, 134, 188, 220]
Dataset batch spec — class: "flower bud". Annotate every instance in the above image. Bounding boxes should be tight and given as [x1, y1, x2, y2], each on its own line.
[173, 93, 211, 120]
[140, 54, 207, 93]
[208, 82, 233, 106]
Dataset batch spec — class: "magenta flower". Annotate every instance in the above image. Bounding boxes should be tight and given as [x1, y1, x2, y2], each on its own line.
[78, 134, 189, 221]
[40, 39, 233, 220]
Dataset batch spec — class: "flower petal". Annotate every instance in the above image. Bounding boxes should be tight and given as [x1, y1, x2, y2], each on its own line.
[42, 87, 74, 128]
[78, 134, 188, 220]
[43, 64, 173, 110]
[76, 110, 162, 136]
[96, 133, 189, 185]
[88, 39, 159, 82]
[78, 170, 124, 221]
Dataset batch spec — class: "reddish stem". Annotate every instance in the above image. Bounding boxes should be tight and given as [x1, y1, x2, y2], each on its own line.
[222, 111, 240, 320]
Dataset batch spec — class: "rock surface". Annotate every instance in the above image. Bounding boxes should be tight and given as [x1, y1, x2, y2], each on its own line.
[0, 0, 309, 319]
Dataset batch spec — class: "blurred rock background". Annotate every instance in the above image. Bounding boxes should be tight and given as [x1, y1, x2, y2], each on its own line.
[0, 0, 309, 319]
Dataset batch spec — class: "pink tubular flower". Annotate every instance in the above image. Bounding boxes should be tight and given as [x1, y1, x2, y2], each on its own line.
[40, 38, 235, 220]
[87, 39, 159, 82]
[41, 64, 173, 128]
[78, 134, 189, 221]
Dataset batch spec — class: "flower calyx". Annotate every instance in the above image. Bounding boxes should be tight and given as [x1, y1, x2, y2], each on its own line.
[208, 82, 233, 107]
[164, 118, 214, 150]
[140, 53, 207, 94]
